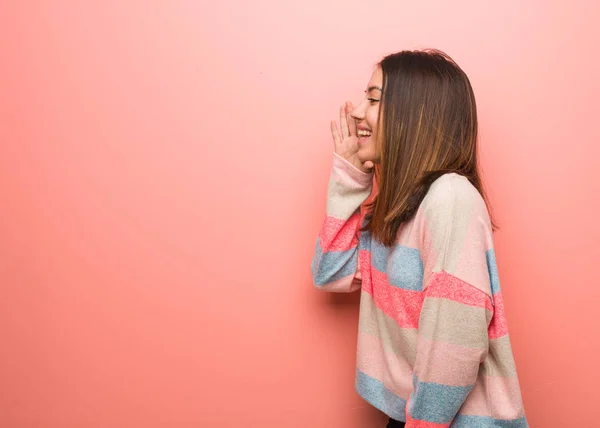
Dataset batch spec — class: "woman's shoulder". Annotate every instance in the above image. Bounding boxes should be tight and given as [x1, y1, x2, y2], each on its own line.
[420, 173, 491, 226]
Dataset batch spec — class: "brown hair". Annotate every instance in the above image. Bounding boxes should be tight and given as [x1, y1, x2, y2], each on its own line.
[363, 49, 497, 246]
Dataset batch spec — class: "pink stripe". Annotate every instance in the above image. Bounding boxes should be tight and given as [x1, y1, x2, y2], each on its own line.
[357, 332, 414, 398]
[395, 211, 423, 249]
[414, 337, 485, 387]
[318, 213, 360, 251]
[361, 266, 423, 329]
[425, 272, 493, 312]
[451, 213, 495, 296]
[359, 249, 372, 293]
[460, 375, 525, 419]
[406, 413, 449, 428]
[318, 274, 361, 292]
[332, 153, 373, 187]
[488, 292, 509, 339]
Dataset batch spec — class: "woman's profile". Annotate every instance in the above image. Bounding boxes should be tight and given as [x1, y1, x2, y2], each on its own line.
[311, 49, 528, 428]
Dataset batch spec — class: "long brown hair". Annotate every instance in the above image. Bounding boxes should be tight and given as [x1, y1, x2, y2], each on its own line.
[363, 49, 497, 246]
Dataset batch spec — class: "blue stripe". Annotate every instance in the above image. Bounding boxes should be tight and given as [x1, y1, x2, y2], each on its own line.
[359, 229, 372, 252]
[311, 239, 358, 286]
[451, 414, 529, 428]
[486, 249, 501, 295]
[388, 246, 423, 291]
[370, 239, 388, 272]
[356, 369, 407, 422]
[409, 376, 473, 424]
[371, 242, 423, 291]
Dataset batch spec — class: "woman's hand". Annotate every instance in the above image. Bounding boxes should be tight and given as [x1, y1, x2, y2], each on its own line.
[330, 101, 374, 173]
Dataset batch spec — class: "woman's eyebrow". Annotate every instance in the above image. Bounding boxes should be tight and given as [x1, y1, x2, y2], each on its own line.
[367, 86, 382, 93]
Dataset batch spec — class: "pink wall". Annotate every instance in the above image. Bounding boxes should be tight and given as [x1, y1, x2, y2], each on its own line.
[1, 1, 599, 427]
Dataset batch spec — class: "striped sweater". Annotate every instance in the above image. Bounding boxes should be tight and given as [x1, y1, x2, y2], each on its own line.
[311, 153, 528, 428]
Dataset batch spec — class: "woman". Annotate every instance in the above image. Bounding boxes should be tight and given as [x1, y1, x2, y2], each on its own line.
[311, 50, 528, 428]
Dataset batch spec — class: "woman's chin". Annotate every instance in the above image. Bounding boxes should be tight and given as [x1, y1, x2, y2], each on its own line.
[357, 148, 377, 164]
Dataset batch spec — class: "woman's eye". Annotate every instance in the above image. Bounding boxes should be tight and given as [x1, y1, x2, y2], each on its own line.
[367, 98, 379, 104]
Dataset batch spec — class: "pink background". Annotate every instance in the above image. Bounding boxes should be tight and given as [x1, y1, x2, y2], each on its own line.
[1, 1, 599, 427]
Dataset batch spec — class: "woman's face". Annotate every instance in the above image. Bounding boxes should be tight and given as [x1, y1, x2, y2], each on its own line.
[351, 66, 383, 164]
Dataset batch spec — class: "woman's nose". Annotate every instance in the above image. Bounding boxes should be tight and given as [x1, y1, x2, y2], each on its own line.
[351, 99, 367, 120]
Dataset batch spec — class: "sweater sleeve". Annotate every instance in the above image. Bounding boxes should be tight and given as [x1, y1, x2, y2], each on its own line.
[310, 153, 373, 292]
[406, 176, 495, 428]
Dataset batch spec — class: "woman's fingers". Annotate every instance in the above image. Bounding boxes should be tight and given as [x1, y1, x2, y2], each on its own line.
[346, 101, 357, 137]
[330, 120, 341, 149]
[340, 104, 349, 140]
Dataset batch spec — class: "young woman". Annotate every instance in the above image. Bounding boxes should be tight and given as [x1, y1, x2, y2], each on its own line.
[311, 50, 528, 428]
